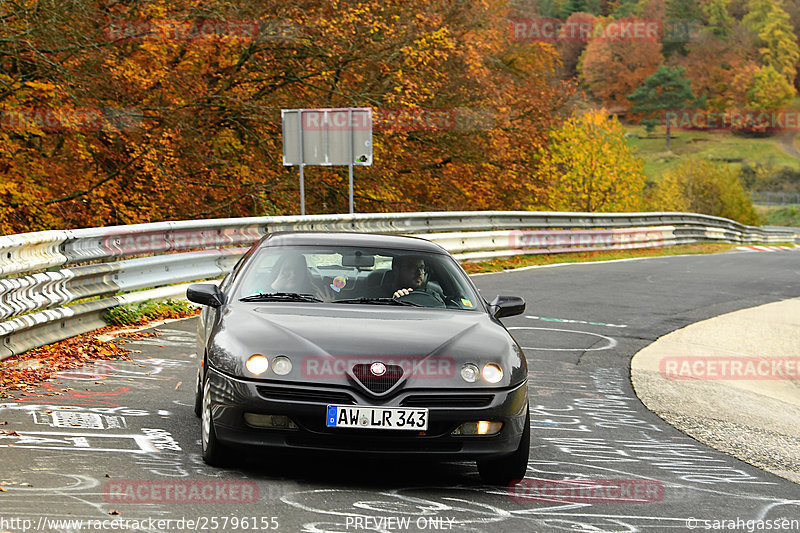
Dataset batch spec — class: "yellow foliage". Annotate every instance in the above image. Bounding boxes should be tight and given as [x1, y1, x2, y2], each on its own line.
[534, 110, 646, 212]
[648, 158, 760, 225]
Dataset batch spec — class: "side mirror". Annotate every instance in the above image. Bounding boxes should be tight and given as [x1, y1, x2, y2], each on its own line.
[489, 295, 525, 318]
[187, 283, 225, 308]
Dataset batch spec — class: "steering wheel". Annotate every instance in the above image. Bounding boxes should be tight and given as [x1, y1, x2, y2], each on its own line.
[395, 290, 445, 308]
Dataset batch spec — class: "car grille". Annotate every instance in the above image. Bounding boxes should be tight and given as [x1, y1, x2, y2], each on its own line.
[400, 394, 494, 408]
[256, 386, 356, 405]
[352, 363, 404, 395]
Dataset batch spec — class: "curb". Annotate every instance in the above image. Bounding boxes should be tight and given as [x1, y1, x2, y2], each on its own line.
[630, 298, 800, 484]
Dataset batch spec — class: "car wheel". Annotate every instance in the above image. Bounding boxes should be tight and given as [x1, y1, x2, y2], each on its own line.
[201, 376, 228, 466]
[193, 366, 203, 418]
[477, 407, 530, 486]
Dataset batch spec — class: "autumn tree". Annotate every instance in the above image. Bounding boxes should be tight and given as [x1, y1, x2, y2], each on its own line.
[555, 12, 597, 78]
[534, 109, 646, 212]
[746, 66, 796, 110]
[578, 18, 663, 111]
[648, 157, 760, 224]
[743, 0, 799, 84]
[0, 0, 576, 232]
[679, 26, 759, 112]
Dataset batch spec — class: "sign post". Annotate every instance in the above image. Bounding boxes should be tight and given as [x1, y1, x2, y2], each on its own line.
[282, 108, 372, 215]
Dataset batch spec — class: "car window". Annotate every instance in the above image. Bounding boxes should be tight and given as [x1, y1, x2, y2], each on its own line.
[231, 245, 481, 310]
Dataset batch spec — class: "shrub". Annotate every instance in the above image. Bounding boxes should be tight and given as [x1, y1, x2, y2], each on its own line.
[648, 157, 760, 225]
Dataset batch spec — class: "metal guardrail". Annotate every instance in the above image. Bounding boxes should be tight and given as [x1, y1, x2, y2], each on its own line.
[1, 211, 797, 360]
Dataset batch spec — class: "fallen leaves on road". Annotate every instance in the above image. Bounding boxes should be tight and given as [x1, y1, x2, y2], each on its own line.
[0, 331, 131, 399]
[1, 307, 199, 398]
[110, 331, 161, 344]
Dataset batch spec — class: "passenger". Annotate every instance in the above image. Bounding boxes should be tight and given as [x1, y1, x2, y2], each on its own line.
[270, 253, 330, 301]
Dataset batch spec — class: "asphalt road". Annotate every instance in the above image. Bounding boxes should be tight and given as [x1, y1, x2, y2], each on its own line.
[1, 249, 799, 533]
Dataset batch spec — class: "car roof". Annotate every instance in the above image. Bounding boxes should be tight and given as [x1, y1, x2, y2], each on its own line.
[258, 231, 449, 254]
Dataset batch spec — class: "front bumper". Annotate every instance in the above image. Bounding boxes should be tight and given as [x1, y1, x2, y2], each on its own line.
[205, 366, 528, 458]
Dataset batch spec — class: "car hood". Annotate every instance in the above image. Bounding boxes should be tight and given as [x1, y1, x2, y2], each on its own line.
[208, 303, 526, 388]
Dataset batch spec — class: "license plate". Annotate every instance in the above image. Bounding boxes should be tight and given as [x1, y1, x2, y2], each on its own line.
[326, 405, 428, 430]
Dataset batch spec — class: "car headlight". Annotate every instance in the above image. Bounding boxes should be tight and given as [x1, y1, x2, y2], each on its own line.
[246, 354, 269, 375]
[482, 363, 503, 384]
[272, 356, 292, 376]
[460, 363, 480, 383]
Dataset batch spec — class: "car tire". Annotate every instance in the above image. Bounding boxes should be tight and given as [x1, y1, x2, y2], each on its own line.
[201, 376, 229, 466]
[193, 366, 203, 418]
[477, 407, 530, 486]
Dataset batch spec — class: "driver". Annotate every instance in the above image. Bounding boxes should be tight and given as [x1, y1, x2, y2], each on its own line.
[390, 256, 444, 303]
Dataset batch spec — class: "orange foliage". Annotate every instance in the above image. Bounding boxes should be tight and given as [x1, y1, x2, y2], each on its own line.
[578, 18, 663, 111]
[0, 0, 574, 232]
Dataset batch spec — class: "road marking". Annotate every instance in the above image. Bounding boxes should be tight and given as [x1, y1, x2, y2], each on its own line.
[508, 327, 618, 352]
[525, 315, 628, 328]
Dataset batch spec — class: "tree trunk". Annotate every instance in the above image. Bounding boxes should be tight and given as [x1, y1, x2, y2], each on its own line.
[666, 120, 671, 151]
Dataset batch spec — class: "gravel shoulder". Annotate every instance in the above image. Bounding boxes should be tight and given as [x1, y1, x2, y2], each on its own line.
[631, 297, 800, 484]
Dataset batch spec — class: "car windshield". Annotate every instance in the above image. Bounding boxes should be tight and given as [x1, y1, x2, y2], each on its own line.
[233, 245, 482, 311]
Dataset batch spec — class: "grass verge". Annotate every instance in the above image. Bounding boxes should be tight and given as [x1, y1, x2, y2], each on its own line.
[624, 125, 800, 179]
[104, 299, 199, 326]
[755, 205, 800, 227]
[461, 243, 742, 274]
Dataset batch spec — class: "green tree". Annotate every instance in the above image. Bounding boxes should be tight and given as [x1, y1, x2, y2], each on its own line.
[610, 0, 641, 18]
[561, 0, 603, 16]
[535, 109, 646, 212]
[562, 0, 588, 16]
[648, 158, 760, 225]
[627, 65, 699, 150]
[703, 0, 734, 38]
[741, 0, 772, 32]
[663, 0, 701, 57]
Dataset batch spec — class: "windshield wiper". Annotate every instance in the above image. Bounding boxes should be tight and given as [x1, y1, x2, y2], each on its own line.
[239, 292, 322, 303]
[335, 297, 422, 307]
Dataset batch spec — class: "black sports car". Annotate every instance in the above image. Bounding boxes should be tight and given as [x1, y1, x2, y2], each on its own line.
[187, 232, 529, 484]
